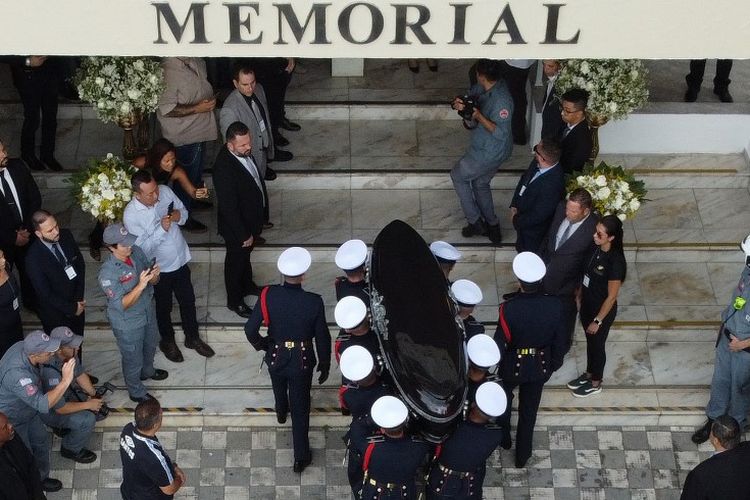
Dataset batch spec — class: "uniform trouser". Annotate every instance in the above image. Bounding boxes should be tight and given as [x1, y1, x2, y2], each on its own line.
[581, 303, 617, 381]
[15, 414, 50, 479]
[173, 142, 206, 212]
[499, 380, 545, 464]
[40, 409, 95, 453]
[686, 60, 733, 91]
[112, 309, 159, 398]
[269, 365, 313, 461]
[347, 448, 364, 497]
[224, 244, 254, 308]
[426, 464, 486, 499]
[153, 264, 199, 344]
[705, 333, 750, 428]
[450, 155, 500, 226]
[16, 72, 59, 159]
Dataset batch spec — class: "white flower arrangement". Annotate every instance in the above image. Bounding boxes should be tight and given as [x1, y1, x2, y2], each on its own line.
[67, 154, 135, 223]
[75, 57, 165, 124]
[566, 162, 647, 221]
[555, 59, 649, 121]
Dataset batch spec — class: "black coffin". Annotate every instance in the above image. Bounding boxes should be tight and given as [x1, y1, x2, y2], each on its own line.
[369, 220, 467, 442]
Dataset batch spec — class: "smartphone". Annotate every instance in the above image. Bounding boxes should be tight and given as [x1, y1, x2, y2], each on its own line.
[148, 258, 156, 273]
[167, 201, 174, 217]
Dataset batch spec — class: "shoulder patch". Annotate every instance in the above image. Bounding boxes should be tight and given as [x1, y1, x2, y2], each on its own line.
[19, 378, 32, 387]
[499, 108, 510, 119]
[105, 289, 114, 298]
[25, 384, 38, 396]
[100, 279, 112, 287]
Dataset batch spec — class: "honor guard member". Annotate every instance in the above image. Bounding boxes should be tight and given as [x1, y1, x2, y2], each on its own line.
[0, 331, 76, 493]
[349, 395, 429, 500]
[430, 241, 462, 284]
[451, 279, 484, 339]
[466, 334, 501, 404]
[334, 296, 380, 364]
[692, 233, 750, 444]
[426, 381, 507, 500]
[495, 252, 566, 468]
[339, 345, 390, 419]
[98, 224, 168, 404]
[39, 327, 99, 464]
[245, 247, 331, 473]
[334, 239, 370, 305]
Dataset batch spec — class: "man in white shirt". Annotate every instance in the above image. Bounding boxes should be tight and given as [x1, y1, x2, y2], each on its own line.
[123, 170, 214, 362]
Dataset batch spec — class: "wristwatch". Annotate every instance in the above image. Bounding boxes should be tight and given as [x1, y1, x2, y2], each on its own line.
[593, 318, 602, 326]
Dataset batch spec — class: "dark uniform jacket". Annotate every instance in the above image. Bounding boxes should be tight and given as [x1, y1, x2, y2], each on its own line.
[334, 276, 370, 305]
[245, 282, 331, 373]
[212, 145, 265, 244]
[680, 442, 750, 500]
[510, 159, 565, 253]
[25, 229, 85, 333]
[463, 316, 485, 339]
[335, 330, 380, 365]
[341, 380, 390, 420]
[0, 434, 46, 500]
[559, 121, 593, 175]
[0, 159, 41, 266]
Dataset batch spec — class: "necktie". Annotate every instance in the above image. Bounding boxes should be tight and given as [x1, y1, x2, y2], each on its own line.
[556, 222, 574, 250]
[562, 126, 572, 139]
[249, 96, 270, 148]
[52, 243, 66, 265]
[0, 170, 21, 226]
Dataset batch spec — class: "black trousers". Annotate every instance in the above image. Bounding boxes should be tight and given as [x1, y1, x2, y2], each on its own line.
[686, 60, 733, 91]
[270, 364, 313, 461]
[580, 302, 617, 381]
[498, 61, 531, 145]
[153, 264, 199, 343]
[224, 243, 253, 308]
[249, 58, 292, 136]
[13, 67, 59, 159]
[499, 379, 545, 464]
[11, 245, 37, 311]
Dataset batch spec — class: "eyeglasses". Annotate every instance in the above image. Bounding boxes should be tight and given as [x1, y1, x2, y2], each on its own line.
[561, 106, 581, 115]
[533, 145, 547, 163]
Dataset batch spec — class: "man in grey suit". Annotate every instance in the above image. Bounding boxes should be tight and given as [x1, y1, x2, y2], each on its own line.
[540, 188, 597, 351]
[219, 63, 291, 182]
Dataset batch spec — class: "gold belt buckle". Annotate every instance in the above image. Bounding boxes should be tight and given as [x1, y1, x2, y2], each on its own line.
[284, 341, 295, 348]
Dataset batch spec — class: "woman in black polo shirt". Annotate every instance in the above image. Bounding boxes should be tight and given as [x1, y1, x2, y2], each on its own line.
[567, 215, 627, 397]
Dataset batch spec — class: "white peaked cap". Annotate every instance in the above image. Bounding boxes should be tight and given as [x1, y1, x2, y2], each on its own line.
[339, 345, 374, 382]
[512, 252, 546, 283]
[451, 279, 483, 306]
[277, 247, 312, 276]
[334, 296, 368, 330]
[475, 381, 508, 417]
[467, 334, 500, 368]
[371, 395, 408, 429]
[430, 241, 462, 261]
[335, 239, 368, 270]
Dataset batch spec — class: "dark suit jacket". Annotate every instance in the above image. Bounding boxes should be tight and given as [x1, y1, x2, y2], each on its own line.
[540, 202, 597, 297]
[680, 442, 750, 500]
[559, 121, 593, 174]
[510, 160, 565, 254]
[541, 84, 565, 139]
[212, 145, 265, 245]
[25, 228, 85, 329]
[0, 159, 42, 264]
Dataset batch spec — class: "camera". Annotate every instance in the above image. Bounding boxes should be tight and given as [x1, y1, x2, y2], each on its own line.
[91, 382, 116, 421]
[455, 95, 477, 120]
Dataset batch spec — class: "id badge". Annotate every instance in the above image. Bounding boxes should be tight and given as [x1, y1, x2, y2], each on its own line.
[582, 274, 590, 288]
[519, 185, 527, 196]
[64, 265, 77, 280]
[259, 119, 266, 133]
[12, 297, 19, 310]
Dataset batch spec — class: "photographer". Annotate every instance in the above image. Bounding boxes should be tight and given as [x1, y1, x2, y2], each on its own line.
[39, 327, 99, 464]
[450, 59, 513, 245]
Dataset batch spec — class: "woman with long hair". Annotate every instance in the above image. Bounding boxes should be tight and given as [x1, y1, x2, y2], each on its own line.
[147, 138, 209, 233]
[567, 214, 627, 397]
[0, 249, 23, 358]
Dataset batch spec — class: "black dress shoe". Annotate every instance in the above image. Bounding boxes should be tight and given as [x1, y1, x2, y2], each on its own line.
[274, 134, 290, 147]
[280, 117, 301, 132]
[714, 87, 734, 103]
[229, 303, 253, 318]
[22, 154, 46, 171]
[87, 374, 99, 385]
[461, 220, 487, 238]
[274, 149, 293, 162]
[487, 224, 502, 245]
[293, 453, 312, 473]
[185, 338, 215, 358]
[41, 478, 63, 492]
[265, 166, 277, 181]
[140, 369, 169, 381]
[183, 217, 208, 233]
[684, 88, 699, 102]
[160, 341, 184, 363]
[41, 156, 64, 172]
[263, 222, 274, 230]
[129, 393, 155, 404]
[254, 236, 266, 246]
[276, 410, 288, 424]
[61, 447, 97, 464]
[691, 418, 714, 444]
